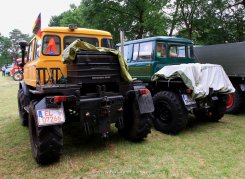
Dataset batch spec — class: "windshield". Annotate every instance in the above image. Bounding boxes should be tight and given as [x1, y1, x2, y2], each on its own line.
[42, 35, 61, 56]
[102, 38, 114, 48]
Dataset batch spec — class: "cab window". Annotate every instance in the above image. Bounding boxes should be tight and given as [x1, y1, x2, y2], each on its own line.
[132, 43, 139, 61]
[34, 39, 41, 59]
[168, 44, 186, 58]
[64, 36, 99, 49]
[27, 40, 35, 61]
[42, 35, 61, 56]
[101, 38, 114, 48]
[118, 44, 133, 62]
[138, 42, 153, 61]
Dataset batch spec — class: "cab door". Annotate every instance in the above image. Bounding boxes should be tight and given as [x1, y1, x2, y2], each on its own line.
[154, 41, 168, 73]
[128, 41, 154, 82]
[165, 43, 196, 65]
[24, 38, 40, 87]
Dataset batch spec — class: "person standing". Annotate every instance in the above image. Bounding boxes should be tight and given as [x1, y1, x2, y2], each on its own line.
[2, 65, 6, 76]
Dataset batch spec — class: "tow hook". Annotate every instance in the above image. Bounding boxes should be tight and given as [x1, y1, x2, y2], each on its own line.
[100, 96, 111, 117]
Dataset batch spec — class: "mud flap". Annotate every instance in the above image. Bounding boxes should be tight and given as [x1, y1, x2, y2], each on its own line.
[133, 86, 154, 114]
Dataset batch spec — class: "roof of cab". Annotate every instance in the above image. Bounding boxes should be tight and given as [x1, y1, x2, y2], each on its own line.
[117, 36, 193, 46]
[42, 27, 112, 36]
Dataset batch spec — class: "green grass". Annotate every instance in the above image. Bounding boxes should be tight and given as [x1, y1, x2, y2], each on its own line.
[0, 75, 244, 178]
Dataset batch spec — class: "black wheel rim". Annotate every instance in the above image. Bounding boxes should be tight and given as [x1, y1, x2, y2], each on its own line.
[155, 100, 172, 125]
[14, 73, 23, 81]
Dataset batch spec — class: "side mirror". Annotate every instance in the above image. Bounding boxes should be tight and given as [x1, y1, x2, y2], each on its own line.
[18, 40, 28, 67]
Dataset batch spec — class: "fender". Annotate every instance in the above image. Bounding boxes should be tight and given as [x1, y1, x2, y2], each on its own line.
[126, 86, 154, 114]
[19, 81, 31, 109]
[19, 81, 30, 97]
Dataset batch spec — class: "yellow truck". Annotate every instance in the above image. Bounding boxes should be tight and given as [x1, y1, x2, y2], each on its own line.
[18, 25, 153, 164]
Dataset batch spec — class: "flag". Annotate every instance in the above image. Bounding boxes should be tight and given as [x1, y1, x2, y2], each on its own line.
[32, 13, 42, 39]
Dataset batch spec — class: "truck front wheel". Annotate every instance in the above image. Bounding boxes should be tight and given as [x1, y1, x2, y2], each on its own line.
[153, 91, 188, 134]
[28, 101, 63, 165]
[118, 100, 151, 142]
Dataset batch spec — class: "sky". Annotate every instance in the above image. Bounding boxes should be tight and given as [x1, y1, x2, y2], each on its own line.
[0, 0, 81, 37]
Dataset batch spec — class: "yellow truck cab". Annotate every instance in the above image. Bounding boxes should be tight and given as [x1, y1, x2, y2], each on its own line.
[25, 25, 113, 87]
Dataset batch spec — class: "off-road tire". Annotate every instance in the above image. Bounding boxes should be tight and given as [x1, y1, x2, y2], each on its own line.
[153, 91, 188, 134]
[13, 71, 23, 81]
[18, 89, 28, 126]
[29, 101, 63, 165]
[194, 95, 226, 122]
[118, 99, 151, 142]
[226, 85, 244, 114]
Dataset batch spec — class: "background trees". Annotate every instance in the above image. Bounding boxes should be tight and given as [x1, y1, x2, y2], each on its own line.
[48, 0, 245, 45]
[50, 0, 168, 43]
[0, 36, 12, 65]
[0, 29, 30, 66]
[166, 0, 245, 44]
[1, 0, 245, 65]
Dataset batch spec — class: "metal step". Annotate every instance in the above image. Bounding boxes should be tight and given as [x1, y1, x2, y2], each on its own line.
[24, 106, 30, 113]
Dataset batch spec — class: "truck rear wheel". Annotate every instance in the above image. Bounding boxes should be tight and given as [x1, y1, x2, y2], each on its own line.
[153, 91, 188, 134]
[28, 101, 63, 165]
[119, 100, 151, 142]
[194, 96, 226, 122]
[226, 86, 244, 114]
[18, 89, 28, 126]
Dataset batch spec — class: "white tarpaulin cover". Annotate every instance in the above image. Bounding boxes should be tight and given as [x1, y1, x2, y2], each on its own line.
[152, 63, 235, 99]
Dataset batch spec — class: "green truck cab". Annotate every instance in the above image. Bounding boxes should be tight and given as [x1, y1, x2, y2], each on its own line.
[117, 36, 231, 134]
[118, 36, 195, 81]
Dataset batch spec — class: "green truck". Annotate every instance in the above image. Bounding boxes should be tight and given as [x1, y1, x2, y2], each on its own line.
[117, 36, 234, 134]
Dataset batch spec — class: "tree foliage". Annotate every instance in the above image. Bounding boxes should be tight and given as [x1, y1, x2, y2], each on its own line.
[49, 4, 85, 27]
[0, 36, 12, 65]
[49, 0, 168, 43]
[47, 0, 244, 45]
[0, 29, 30, 66]
[167, 0, 245, 44]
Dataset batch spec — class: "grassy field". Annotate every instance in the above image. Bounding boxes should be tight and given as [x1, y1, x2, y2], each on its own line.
[0, 76, 244, 178]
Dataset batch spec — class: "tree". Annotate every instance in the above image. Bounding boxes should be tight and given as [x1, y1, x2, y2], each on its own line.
[167, 0, 180, 36]
[0, 29, 30, 66]
[49, 0, 168, 43]
[48, 0, 245, 45]
[82, 0, 168, 43]
[167, 0, 245, 44]
[8, 29, 30, 62]
[194, 0, 245, 44]
[49, 4, 85, 27]
[167, 0, 204, 39]
[0, 35, 12, 65]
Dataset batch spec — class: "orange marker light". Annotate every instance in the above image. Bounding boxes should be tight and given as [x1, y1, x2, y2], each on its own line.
[54, 96, 67, 103]
[139, 89, 149, 95]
